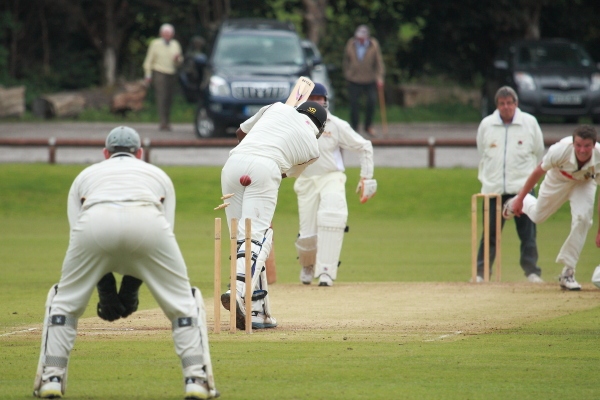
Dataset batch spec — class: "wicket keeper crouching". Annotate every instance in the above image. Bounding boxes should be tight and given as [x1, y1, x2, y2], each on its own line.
[33, 126, 217, 399]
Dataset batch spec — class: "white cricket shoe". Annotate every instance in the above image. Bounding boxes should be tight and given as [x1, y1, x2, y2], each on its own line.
[184, 377, 210, 400]
[318, 274, 333, 287]
[502, 198, 515, 220]
[37, 376, 62, 398]
[251, 312, 277, 329]
[527, 273, 544, 283]
[559, 266, 581, 291]
[300, 265, 314, 285]
[470, 275, 484, 283]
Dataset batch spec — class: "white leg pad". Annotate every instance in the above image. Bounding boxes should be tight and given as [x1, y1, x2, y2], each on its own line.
[236, 228, 273, 300]
[315, 193, 347, 280]
[191, 287, 217, 397]
[34, 284, 72, 397]
[295, 235, 317, 268]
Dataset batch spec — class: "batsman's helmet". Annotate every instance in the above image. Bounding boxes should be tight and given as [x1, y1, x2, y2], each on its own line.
[296, 101, 327, 138]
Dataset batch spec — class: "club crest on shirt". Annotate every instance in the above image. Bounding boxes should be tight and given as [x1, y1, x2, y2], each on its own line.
[584, 171, 596, 180]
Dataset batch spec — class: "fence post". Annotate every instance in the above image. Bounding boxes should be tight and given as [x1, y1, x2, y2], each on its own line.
[48, 137, 56, 164]
[143, 138, 151, 163]
[427, 137, 436, 168]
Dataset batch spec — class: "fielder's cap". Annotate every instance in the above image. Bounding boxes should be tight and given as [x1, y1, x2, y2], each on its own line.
[355, 25, 370, 39]
[105, 126, 141, 152]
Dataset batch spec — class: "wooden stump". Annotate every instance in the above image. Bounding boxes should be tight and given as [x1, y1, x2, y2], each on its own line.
[0, 86, 26, 118]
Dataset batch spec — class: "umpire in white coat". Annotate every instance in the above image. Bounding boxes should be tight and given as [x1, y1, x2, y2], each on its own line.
[294, 83, 376, 286]
[33, 126, 217, 400]
[476, 86, 544, 282]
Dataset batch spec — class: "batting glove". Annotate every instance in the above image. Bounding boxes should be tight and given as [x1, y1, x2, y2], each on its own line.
[356, 178, 377, 204]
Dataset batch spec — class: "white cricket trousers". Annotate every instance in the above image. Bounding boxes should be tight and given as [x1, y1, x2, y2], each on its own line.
[221, 153, 281, 243]
[522, 175, 596, 269]
[44, 202, 205, 381]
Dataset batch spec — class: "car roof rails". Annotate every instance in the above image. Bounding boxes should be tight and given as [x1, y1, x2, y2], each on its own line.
[221, 18, 296, 32]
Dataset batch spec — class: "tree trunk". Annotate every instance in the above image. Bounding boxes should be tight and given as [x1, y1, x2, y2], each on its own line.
[104, 47, 117, 87]
[302, 0, 328, 45]
[523, 3, 541, 39]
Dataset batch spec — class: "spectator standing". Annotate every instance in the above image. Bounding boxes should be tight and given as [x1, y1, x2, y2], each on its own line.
[342, 25, 385, 137]
[476, 86, 544, 283]
[143, 23, 183, 131]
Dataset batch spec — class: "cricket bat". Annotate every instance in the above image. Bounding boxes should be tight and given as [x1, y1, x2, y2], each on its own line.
[285, 76, 315, 107]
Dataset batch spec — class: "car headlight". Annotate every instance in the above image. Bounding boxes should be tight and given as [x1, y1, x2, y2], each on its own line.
[209, 76, 231, 97]
[591, 73, 600, 91]
[514, 72, 536, 91]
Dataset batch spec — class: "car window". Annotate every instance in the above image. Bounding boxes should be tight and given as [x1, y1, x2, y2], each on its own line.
[213, 33, 304, 66]
[515, 43, 594, 68]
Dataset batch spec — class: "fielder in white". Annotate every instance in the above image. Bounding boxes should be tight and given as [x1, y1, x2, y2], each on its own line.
[33, 127, 217, 399]
[220, 101, 327, 330]
[294, 83, 376, 286]
[506, 125, 600, 291]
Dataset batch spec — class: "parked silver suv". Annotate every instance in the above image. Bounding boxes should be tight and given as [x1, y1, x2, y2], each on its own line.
[481, 38, 600, 123]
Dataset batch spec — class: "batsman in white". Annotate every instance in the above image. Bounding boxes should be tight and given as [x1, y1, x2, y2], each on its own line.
[506, 125, 600, 291]
[33, 127, 218, 399]
[294, 83, 376, 286]
[220, 100, 327, 330]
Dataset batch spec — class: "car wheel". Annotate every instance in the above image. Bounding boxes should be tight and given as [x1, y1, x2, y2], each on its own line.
[194, 107, 221, 138]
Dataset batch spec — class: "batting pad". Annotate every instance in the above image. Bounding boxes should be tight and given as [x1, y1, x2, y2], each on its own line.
[191, 287, 218, 397]
[592, 266, 600, 289]
[295, 235, 317, 268]
[315, 213, 346, 280]
[34, 284, 70, 397]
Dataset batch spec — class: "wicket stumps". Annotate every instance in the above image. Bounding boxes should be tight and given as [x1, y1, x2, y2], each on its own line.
[471, 193, 502, 282]
[213, 217, 253, 334]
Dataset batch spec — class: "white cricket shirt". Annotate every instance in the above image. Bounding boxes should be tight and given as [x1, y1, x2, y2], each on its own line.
[234, 102, 320, 177]
[300, 112, 374, 179]
[67, 153, 176, 229]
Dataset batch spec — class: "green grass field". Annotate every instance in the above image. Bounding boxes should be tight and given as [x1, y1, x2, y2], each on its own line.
[2, 164, 600, 399]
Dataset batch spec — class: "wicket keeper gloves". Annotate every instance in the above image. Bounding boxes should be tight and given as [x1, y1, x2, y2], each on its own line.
[118, 275, 143, 318]
[356, 178, 377, 203]
[96, 273, 126, 321]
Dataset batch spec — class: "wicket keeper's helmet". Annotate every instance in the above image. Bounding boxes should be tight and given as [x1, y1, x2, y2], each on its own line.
[296, 101, 327, 138]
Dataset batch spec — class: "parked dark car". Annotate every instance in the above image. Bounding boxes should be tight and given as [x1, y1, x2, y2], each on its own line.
[481, 38, 600, 123]
[184, 19, 312, 138]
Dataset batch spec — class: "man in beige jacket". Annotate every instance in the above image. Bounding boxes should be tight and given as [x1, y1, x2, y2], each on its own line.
[143, 23, 183, 131]
[342, 25, 385, 137]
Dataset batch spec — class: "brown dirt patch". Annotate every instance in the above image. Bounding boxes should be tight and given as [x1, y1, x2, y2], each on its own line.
[12, 282, 600, 341]
[85, 282, 600, 338]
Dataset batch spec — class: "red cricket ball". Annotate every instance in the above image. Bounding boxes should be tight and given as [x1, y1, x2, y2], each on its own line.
[239, 175, 252, 186]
